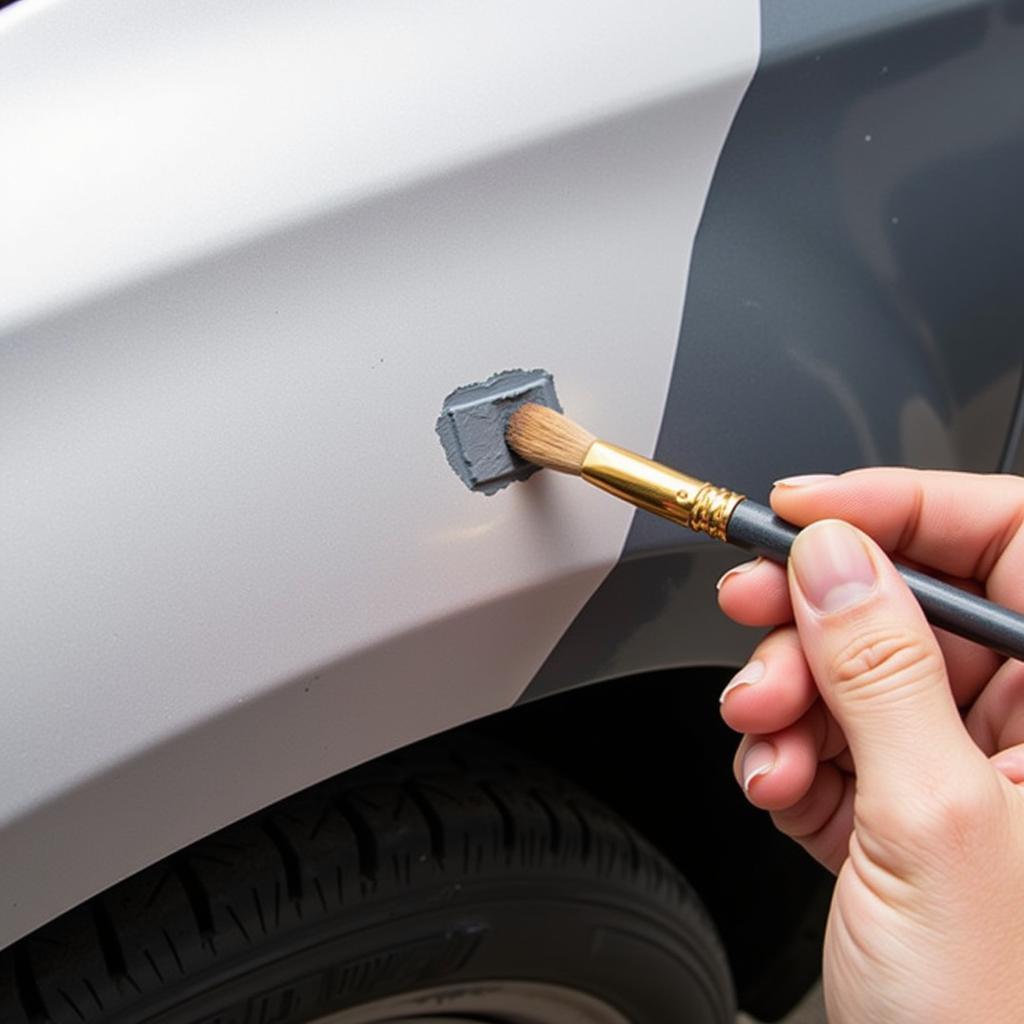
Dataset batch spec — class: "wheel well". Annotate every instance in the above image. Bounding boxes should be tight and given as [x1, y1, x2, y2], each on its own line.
[3, 666, 826, 1022]
[467, 666, 831, 1021]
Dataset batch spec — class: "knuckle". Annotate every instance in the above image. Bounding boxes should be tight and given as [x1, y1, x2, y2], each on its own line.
[862, 778, 1002, 864]
[828, 626, 942, 699]
[922, 804, 985, 870]
[904, 791, 978, 846]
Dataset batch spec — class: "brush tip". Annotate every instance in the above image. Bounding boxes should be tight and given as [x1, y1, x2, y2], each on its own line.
[506, 404, 596, 475]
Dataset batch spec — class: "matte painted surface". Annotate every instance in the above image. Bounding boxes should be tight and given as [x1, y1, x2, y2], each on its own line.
[527, 0, 1024, 701]
[436, 369, 560, 494]
[0, 0, 759, 946]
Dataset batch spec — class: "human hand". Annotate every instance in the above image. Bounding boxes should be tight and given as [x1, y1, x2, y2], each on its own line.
[717, 469, 1024, 1024]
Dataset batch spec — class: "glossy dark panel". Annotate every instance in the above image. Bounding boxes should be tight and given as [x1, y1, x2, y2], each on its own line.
[526, 0, 1024, 701]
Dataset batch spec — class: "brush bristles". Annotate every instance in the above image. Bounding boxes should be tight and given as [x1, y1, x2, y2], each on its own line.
[506, 404, 596, 475]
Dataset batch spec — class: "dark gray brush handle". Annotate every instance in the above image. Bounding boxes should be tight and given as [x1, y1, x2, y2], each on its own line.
[727, 499, 1024, 661]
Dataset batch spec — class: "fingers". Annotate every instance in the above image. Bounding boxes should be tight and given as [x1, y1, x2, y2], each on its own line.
[718, 554, 1001, 710]
[787, 519, 983, 799]
[733, 702, 847, 806]
[732, 702, 852, 873]
[721, 475, 1024, 876]
[964, 659, 1024, 755]
[717, 558, 791, 626]
[932, 627, 1003, 711]
[771, 764, 855, 874]
[771, 469, 1024, 610]
[719, 626, 817, 734]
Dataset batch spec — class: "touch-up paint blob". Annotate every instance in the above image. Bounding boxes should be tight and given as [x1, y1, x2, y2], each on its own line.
[436, 369, 561, 494]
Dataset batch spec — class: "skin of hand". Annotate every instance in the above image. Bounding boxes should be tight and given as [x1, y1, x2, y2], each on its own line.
[716, 469, 1024, 1024]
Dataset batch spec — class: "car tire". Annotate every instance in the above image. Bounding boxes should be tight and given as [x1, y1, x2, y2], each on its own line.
[0, 736, 734, 1024]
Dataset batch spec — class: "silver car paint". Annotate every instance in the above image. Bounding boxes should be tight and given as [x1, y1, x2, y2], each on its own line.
[0, 0, 759, 946]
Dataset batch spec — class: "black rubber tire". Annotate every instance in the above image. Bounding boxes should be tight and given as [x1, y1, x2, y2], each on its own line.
[0, 736, 734, 1024]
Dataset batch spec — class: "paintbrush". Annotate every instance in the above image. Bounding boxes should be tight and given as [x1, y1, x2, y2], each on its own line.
[506, 402, 1024, 660]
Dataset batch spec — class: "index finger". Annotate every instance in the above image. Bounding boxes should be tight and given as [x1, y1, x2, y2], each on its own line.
[770, 468, 1024, 611]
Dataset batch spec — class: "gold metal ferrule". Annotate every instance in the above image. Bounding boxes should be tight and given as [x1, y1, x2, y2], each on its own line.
[580, 441, 745, 541]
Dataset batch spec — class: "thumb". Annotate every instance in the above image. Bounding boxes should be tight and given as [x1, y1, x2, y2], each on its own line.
[788, 519, 978, 796]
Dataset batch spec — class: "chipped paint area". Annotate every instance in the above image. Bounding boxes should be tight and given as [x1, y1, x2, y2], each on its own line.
[436, 369, 561, 494]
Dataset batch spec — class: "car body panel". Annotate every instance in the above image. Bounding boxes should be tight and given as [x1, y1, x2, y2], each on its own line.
[3, 0, 1023, 955]
[0, 0, 758, 947]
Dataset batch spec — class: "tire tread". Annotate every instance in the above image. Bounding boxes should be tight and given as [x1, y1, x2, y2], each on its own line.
[0, 735, 729, 1022]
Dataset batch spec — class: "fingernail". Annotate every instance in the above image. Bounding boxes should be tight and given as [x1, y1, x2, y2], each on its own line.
[716, 558, 762, 591]
[742, 742, 775, 793]
[719, 660, 765, 703]
[791, 520, 877, 613]
[773, 474, 836, 488]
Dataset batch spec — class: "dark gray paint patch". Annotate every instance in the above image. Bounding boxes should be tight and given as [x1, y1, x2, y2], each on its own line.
[523, 0, 1024, 702]
[437, 368, 561, 494]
